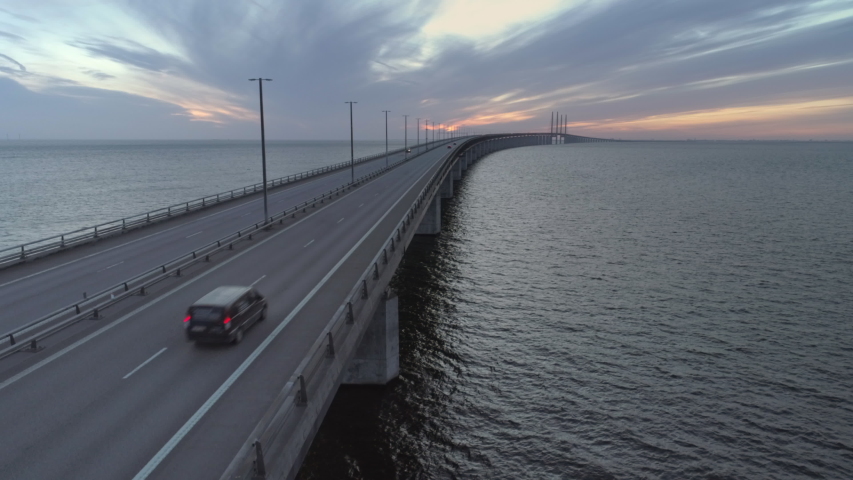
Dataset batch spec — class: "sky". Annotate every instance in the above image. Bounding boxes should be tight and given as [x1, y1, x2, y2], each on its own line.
[1, 0, 852, 140]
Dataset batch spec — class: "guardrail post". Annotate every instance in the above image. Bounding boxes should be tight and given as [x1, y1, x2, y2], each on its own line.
[25, 339, 43, 352]
[20, 245, 25, 259]
[361, 279, 368, 299]
[383, 248, 388, 265]
[8, 334, 15, 346]
[325, 332, 335, 358]
[296, 375, 308, 406]
[373, 262, 379, 279]
[252, 440, 267, 479]
[390, 238, 395, 252]
[94, 226, 98, 238]
[347, 302, 354, 324]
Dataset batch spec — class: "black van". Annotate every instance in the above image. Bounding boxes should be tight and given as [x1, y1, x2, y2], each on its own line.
[184, 286, 267, 344]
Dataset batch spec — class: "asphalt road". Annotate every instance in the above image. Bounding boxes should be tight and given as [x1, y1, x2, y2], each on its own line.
[0, 140, 460, 479]
[0, 144, 446, 337]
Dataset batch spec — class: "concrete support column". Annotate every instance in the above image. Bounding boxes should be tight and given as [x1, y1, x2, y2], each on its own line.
[415, 194, 441, 235]
[452, 159, 462, 180]
[460, 155, 468, 172]
[439, 173, 453, 199]
[343, 291, 400, 385]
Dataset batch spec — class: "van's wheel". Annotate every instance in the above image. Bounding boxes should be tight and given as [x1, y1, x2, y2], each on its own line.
[259, 305, 268, 321]
[233, 328, 243, 344]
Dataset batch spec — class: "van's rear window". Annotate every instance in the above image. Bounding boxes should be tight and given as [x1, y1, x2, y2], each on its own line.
[191, 307, 223, 321]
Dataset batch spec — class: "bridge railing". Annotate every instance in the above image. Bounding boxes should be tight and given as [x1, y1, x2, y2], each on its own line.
[221, 135, 508, 479]
[0, 139, 457, 360]
[0, 143, 421, 269]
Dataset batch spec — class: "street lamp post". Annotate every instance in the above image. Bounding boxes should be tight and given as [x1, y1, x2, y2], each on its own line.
[345, 101, 357, 182]
[249, 77, 272, 222]
[382, 110, 390, 167]
[403, 115, 409, 158]
[416, 118, 420, 153]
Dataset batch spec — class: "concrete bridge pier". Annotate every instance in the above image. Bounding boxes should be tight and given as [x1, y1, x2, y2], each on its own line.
[342, 291, 400, 385]
[415, 194, 441, 235]
[452, 158, 462, 180]
[439, 173, 453, 199]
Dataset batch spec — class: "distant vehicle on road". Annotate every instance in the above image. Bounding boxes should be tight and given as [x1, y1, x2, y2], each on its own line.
[447, 145, 452, 149]
[184, 286, 267, 344]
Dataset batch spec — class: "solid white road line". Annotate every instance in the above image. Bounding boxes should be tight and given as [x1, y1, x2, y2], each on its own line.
[358, 203, 364, 208]
[250, 275, 266, 287]
[185, 231, 203, 238]
[123, 348, 168, 380]
[303, 240, 314, 248]
[337, 218, 344, 224]
[132, 147, 438, 480]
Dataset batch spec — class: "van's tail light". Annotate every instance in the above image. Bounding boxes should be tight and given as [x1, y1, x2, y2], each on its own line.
[184, 315, 191, 323]
[223, 317, 231, 324]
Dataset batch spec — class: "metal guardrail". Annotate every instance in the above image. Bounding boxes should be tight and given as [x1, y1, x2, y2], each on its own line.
[0, 143, 425, 269]
[0, 138, 459, 360]
[220, 135, 545, 479]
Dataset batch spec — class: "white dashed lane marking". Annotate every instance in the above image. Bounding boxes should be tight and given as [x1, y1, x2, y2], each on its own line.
[123, 348, 168, 380]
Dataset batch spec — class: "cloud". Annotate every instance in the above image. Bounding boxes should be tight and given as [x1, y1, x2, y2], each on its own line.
[0, 52, 25, 72]
[68, 38, 185, 73]
[82, 68, 115, 80]
[0, 0, 851, 139]
[0, 30, 24, 41]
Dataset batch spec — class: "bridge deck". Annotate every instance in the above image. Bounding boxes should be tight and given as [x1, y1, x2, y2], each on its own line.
[0, 142, 455, 479]
[0, 147, 428, 336]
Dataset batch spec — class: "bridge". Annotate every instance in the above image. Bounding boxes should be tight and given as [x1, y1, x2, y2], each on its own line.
[0, 133, 608, 479]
